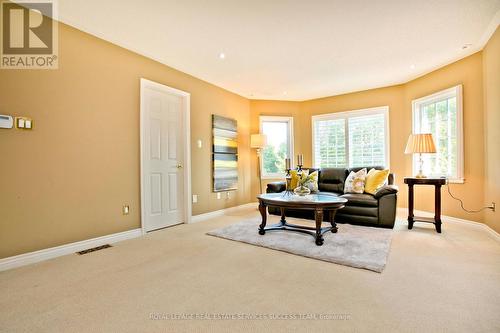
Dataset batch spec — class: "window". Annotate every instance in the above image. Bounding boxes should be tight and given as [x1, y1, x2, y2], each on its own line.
[412, 85, 463, 182]
[312, 107, 389, 168]
[260, 116, 294, 178]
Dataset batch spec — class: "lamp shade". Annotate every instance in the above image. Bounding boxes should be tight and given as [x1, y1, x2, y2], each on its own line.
[250, 134, 267, 148]
[404, 133, 437, 154]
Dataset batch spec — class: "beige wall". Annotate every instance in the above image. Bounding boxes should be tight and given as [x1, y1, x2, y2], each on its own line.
[0, 23, 251, 258]
[483, 26, 500, 233]
[251, 52, 488, 223]
[1, 20, 498, 259]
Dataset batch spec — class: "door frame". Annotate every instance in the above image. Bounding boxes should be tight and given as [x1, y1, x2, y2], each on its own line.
[140, 78, 192, 234]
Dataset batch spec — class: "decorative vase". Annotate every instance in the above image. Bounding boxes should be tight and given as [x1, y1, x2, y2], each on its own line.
[294, 185, 311, 196]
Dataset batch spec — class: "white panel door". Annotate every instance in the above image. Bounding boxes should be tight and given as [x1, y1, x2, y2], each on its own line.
[142, 84, 184, 232]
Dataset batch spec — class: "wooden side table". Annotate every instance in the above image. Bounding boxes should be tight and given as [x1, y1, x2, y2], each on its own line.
[404, 177, 447, 233]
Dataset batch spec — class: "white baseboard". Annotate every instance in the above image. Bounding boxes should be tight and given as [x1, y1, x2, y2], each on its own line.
[191, 202, 257, 223]
[396, 208, 499, 242]
[0, 228, 142, 272]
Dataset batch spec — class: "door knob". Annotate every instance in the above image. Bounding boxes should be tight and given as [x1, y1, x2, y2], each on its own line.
[176, 164, 183, 169]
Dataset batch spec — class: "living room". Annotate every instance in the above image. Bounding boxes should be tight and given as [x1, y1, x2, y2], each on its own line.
[0, 1, 499, 332]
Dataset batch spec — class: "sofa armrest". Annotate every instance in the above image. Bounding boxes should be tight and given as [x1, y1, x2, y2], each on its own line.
[374, 185, 399, 199]
[267, 181, 286, 193]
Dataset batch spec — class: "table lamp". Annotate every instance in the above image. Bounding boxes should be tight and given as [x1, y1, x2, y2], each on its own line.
[405, 133, 436, 178]
[251, 134, 267, 193]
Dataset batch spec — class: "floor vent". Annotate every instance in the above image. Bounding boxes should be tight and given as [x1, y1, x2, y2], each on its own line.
[76, 244, 112, 255]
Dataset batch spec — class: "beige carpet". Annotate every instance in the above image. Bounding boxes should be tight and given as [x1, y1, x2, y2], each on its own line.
[0, 207, 499, 333]
[208, 217, 393, 272]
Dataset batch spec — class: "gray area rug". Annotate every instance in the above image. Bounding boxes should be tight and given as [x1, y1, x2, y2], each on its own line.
[207, 217, 393, 272]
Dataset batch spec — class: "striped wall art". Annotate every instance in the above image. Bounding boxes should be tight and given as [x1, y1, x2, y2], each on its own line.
[212, 115, 238, 192]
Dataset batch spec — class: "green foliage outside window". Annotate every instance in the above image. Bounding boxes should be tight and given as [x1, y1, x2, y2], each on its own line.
[263, 142, 287, 174]
[421, 97, 457, 177]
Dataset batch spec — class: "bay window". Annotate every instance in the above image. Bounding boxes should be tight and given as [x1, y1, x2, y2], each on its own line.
[412, 85, 463, 182]
[260, 116, 294, 178]
[312, 106, 389, 168]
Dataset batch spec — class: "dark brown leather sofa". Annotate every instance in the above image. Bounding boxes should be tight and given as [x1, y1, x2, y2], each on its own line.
[266, 166, 398, 228]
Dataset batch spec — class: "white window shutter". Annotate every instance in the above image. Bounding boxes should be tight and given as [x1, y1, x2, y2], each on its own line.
[348, 113, 386, 167]
[314, 118, 346, 167]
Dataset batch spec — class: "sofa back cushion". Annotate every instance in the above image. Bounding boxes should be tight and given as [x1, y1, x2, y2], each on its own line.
[299, 166, 394, 194]
[317, 168, 348, 193]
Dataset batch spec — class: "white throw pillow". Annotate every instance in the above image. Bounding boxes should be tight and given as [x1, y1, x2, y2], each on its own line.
[344, 168, 367, 194]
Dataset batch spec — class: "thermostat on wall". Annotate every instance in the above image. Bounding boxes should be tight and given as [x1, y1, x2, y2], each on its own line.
[0, 115, 14, 129]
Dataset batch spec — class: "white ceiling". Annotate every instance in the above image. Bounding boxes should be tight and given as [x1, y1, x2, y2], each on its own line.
[58, 0, 500, 101]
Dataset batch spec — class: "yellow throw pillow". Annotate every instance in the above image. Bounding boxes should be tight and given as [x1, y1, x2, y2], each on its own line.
[364, 169, 389, 195]
[290, 169, 309, 189]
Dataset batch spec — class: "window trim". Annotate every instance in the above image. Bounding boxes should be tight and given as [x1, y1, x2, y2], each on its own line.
[311, 106, 390, 169]
[259, 115, 294, 179]
[411, 85, 464, 183]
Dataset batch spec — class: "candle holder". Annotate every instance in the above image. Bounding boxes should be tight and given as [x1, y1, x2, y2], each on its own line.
[282, 168, 294, 197]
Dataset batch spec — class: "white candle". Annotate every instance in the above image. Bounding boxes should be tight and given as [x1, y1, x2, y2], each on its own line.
[297, 154, 303, 166]
[285, 158, 291, 170]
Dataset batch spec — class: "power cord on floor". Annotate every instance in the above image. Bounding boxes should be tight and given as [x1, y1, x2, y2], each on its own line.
[446, 183, 496, 213]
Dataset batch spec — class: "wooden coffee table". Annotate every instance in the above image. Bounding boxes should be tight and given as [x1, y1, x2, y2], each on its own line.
[257, 193, 347, 246]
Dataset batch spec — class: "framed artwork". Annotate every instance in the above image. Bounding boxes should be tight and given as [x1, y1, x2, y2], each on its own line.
[212, 115, 238, 191]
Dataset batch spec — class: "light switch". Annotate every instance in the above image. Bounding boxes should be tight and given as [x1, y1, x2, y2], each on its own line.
[122, 205, 130, 215]
[216, 192, 221, 199]
[15, 117, 33, 130]
[197, 139, 202, 149]
[192, 195, 198, 203]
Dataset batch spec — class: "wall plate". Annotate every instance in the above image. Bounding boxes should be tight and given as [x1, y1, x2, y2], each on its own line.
[15, 117, 33, 130]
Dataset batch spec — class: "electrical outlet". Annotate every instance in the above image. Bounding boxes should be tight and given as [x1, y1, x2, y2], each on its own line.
[122, 205, 130, 215]
[192, 195, 198, 203]
[216, 192, 221, 199]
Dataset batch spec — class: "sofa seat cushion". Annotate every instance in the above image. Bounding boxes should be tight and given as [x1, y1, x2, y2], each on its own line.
[335, 213, 380, 226]
[337, 206, 378, 217]
[340, 193, 378, 207]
